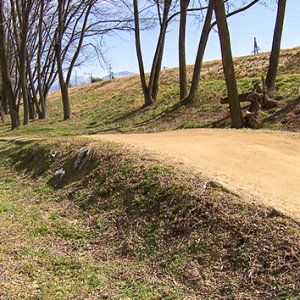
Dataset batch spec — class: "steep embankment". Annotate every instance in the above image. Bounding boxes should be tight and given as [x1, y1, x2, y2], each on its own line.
[88, 129, 300, 221]
[0, 139, 299, 299]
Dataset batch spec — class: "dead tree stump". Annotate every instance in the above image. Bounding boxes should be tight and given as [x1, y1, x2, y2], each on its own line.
[220, 79, 277, 129]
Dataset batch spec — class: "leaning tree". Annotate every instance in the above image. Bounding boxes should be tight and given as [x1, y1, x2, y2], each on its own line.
[213, 0, 244, 128]
[265, 0, 287, 95]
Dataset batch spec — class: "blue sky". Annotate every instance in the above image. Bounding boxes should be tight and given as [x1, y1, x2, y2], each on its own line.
[77, 0, 300, 80]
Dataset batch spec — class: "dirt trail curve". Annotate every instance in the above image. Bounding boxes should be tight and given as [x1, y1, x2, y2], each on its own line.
[88, 129, 300, 221]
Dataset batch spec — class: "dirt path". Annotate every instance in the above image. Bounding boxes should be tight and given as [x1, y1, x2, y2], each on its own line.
[88, 129, 300, 221]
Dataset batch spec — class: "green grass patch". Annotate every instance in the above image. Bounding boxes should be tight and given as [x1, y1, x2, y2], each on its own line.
[1, 71, 299, 137]
[0, 139, 299, 299]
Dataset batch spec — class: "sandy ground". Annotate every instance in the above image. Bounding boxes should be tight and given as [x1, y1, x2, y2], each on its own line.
[89, 129, 300, 221]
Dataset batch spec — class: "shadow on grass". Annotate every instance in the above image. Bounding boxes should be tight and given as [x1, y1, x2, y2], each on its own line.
[133, 102, 181, 127]
[199, 114, 231, 129]
[0, 138, 41, 146]
[106, 106, 145, 124]
[0, 140, 51, 178]
[85, 101, 182, 133]
[262, 96, 300, 123]
[87, 126, 125, 135]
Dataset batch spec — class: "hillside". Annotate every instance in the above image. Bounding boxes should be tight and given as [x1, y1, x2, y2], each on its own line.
[0, 138, 299, 299]
[198, 46, 300, 81]
[0, 47, 300, 136]
[0, 48, 300, 299]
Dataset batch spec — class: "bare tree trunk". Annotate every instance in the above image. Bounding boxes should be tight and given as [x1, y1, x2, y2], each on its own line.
[186, 0, 259, 104]
[27, 55, 42, 119]
[133, 0, 152, 106]
[2, 88, 7, 114]
[148, 0, 172, 102]
[40, 97, 47, 119]
[0, 93, 4, 123]
[61, 82, 71, 120]
[151, 37, 165, 101]
[36, 0, 46, 119]
[56, 63, 72, 120]
[186, 1, 213, 103]
[151, 26, 171, 102]
[20, 63, 29, 125]
[179, 0, 190, 100]
[0, 1, 20, 129]
[55, 0, 72, 120]
[28, 92, 37, 120]
[41, 88, 50, 119]
[0, 52, 4, 123]
[213, 0, 243, 129]
[56, 40, 72, 121]
[133, 0, 172, 106]
[0, 105, 4, 123]
[265, 0, 287, 95]
[15, 0, 32, 125]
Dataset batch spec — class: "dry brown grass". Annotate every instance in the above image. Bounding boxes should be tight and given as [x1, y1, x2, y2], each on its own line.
[49, 46, 300, 102]
[160, 46, 300, 84]
[1, 138, 299, 299]
[49, 75, 141, 102]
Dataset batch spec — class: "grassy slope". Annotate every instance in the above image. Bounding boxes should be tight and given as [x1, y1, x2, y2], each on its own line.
[0, 48, 300, 299]
[0, 48, 300, 136]
[0, 139, 299, 299]
[0, 141, 188, 299]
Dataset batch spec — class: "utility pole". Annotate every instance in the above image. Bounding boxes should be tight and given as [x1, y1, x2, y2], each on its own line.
[252, 37, 260, 55]
[84, 72, 93, 83]
[108, 64, 114, 80]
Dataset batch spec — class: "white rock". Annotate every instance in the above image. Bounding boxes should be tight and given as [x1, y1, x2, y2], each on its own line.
[54, 168, 65, 178]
